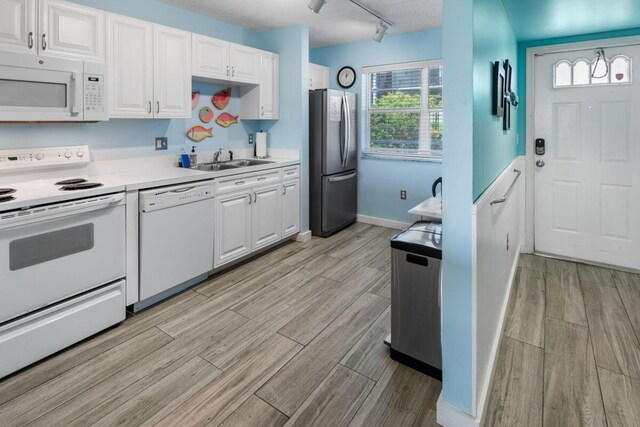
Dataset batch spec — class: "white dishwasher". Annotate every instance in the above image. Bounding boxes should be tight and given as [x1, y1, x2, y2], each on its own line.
[138, 181, 215, 306]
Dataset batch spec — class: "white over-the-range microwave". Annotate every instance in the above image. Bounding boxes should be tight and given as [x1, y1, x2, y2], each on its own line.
[0, 51, 107, 122]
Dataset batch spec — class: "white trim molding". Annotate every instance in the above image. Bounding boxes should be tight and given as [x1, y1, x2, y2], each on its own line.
[294, 230, 312, 243]
[356, 214, 411, 230]
[437, 395, 481, 427]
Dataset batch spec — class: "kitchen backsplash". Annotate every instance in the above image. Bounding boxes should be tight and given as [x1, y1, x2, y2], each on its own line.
[0, 80, 256, 162]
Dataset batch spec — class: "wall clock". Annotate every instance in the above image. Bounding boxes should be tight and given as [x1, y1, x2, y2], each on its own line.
[337, 66, 356, 89]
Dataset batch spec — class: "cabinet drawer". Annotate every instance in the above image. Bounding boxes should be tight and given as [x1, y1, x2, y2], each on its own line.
[214, 169, 281, 195]
[282, 165, 300, 180]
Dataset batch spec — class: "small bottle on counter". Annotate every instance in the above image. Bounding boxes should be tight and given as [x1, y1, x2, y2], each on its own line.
[189, 146, 197, 166]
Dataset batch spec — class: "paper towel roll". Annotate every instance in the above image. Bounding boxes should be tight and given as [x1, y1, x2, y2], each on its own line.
[256, 132, 267, 158]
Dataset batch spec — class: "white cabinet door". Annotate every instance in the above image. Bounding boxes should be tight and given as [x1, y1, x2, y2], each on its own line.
[192, 34, 229, 80]
[309, 63, 329, 89]
[153, 24, 191, 118]
[252, 184, 282, 250]
[0, 0, 36, 54]
[38, 0, 105, 62]
[107, 14, 153, 118]
[229, 42, 260, 84]
[281, 179, 300, 237]
[260, 52, 279, 119]
[214, 191, 252, 268]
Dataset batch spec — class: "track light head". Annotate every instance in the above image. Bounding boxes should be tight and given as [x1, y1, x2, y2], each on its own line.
[308, 0, 326, 13]
[373, 21, 388, 42]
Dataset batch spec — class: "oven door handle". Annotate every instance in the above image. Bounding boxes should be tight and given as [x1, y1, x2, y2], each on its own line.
[0, 193, 125, 230]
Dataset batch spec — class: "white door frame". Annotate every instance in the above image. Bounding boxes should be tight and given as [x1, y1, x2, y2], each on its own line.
[524, 35, 640, 254]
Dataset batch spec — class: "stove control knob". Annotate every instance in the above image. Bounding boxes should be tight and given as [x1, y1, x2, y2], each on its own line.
[35, 153, 44, 160]
[64, 151, 72, 159]
[76, 150, 84, 158]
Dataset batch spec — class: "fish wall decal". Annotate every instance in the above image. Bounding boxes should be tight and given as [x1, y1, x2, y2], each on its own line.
[191, 92, 200, 110]
[199, 106, 214, 123]
[212, 88, 232, 110]
[216, 113, 238, 128]
[186, 126, 213, 142]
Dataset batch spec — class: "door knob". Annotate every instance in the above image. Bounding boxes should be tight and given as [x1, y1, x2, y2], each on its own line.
[536, 160, 545, 168]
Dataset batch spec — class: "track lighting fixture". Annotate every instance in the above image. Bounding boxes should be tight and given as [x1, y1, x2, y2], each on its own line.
[308, 0, 326, 13]
[348, 0, 392, 42]
[373, 20, 388, 42]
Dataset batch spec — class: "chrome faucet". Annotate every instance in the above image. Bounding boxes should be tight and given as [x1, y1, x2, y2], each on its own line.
[213, 148, 223, 162]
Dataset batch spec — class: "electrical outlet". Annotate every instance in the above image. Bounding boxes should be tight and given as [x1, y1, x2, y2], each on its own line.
[155, 137, 168, 151]
[248, 134, 254, 145]
[400, 190, 407, 200]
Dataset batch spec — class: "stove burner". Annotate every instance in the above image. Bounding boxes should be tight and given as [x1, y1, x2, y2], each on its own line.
[59, 183, 104, 191]
[55, 178, 88, 185]
[0, 195, 15, 203]
[0, 188, 16, 196]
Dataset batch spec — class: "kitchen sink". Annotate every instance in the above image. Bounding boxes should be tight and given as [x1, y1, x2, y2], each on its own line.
[229, 159, 275, 167]
[192, 163, 241, 171]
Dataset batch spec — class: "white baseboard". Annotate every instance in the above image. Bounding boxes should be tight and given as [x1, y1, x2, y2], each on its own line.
[356, 214, 411, 230]
[475, 247, 521, 425]
[294, 230, 312, 243]
[437, 395, 480, 427]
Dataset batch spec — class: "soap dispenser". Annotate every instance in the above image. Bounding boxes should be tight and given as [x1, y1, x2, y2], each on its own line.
[189, 146, 197, 166]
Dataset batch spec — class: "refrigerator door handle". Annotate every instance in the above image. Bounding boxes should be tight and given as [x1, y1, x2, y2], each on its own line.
[328, 172, 357, 183]
[344, 93, 351, 169]
[342, 93, 349, 169]
[339, 94, 346, 166]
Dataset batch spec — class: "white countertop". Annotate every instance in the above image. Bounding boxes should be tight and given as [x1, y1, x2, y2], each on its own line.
[0, 157, 300, 211]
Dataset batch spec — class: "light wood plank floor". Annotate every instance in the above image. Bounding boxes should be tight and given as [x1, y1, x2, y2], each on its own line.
[0, 223, 442, 427]
[486, 254, 640, 427]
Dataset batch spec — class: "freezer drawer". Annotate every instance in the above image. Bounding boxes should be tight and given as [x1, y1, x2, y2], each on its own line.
[321, 171, 357, 235]
[0, 280, 126, 380]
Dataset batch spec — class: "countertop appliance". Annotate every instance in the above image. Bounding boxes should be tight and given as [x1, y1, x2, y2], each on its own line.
[0, 51, 107, 122]
[388, 221, 442, 380]
[0, 146, 126, 379]
[309, 89, 357, 237]
[137, 181, 215, 311]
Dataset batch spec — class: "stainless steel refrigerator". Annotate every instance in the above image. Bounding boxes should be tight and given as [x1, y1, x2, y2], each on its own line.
[309, 89, 357, 237]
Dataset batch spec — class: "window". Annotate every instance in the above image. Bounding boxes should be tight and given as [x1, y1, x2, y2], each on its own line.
[553, 54, 631, 88]
[362, 60, 443, 160]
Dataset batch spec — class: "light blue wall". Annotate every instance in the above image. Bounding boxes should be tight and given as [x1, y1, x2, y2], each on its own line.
[516, 27, 640, 156]
[441, 0, 475, 415]
[441, 0, 518, 415]
[473, 0, 519, 200]
[310, 29, 443, 224]
[256, 26, 311, 231]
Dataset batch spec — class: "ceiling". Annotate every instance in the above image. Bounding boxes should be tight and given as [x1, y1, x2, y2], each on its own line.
[158, 0, 441, 48]
[500, 0, 640, 41]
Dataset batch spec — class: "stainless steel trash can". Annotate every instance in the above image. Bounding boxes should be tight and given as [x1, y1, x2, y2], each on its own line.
[388, 221, 442, 380]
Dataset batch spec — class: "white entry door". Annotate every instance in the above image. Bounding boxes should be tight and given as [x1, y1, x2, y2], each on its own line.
[534, 44, 640, 269]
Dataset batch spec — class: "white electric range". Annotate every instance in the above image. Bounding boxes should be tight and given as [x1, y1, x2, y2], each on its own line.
[0, 146, 127, 379]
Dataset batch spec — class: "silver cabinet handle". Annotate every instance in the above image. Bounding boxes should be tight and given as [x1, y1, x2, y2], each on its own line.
[226, 65, 229, 76]
[248, 194, 251, 205]
[257, 177, 266, 181]
[283, 186, 287, 195]
[41, 33, 47, 50]
[261, 106, 264, 116]
[235, 180, 245, 185]
[148, 101, 152, 114]
[232, 66, 235, 77]
[28, 32, 34, 49]
[156, 101, 160, 114]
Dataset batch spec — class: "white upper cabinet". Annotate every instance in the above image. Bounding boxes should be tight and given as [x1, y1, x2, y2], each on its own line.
[192, 33, 229, 80]
[153, 24, 191, 118]
[0, 0, 36, 54]
[229, 42, 260, 84]
[107, 14, 153, 118]
[309, 63, 329, 90]
[240, 51, 279, 120]
[38, 0, 105, 62]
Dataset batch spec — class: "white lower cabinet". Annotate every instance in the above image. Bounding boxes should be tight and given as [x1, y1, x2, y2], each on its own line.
[252, 184, 282, 250]
[282, 180, 300, 237]
[213, 166, 300, 268]
[214, 191, 252, 268]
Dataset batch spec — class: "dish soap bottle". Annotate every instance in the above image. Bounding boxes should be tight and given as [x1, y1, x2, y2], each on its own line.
[189, 146, 197, 166]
